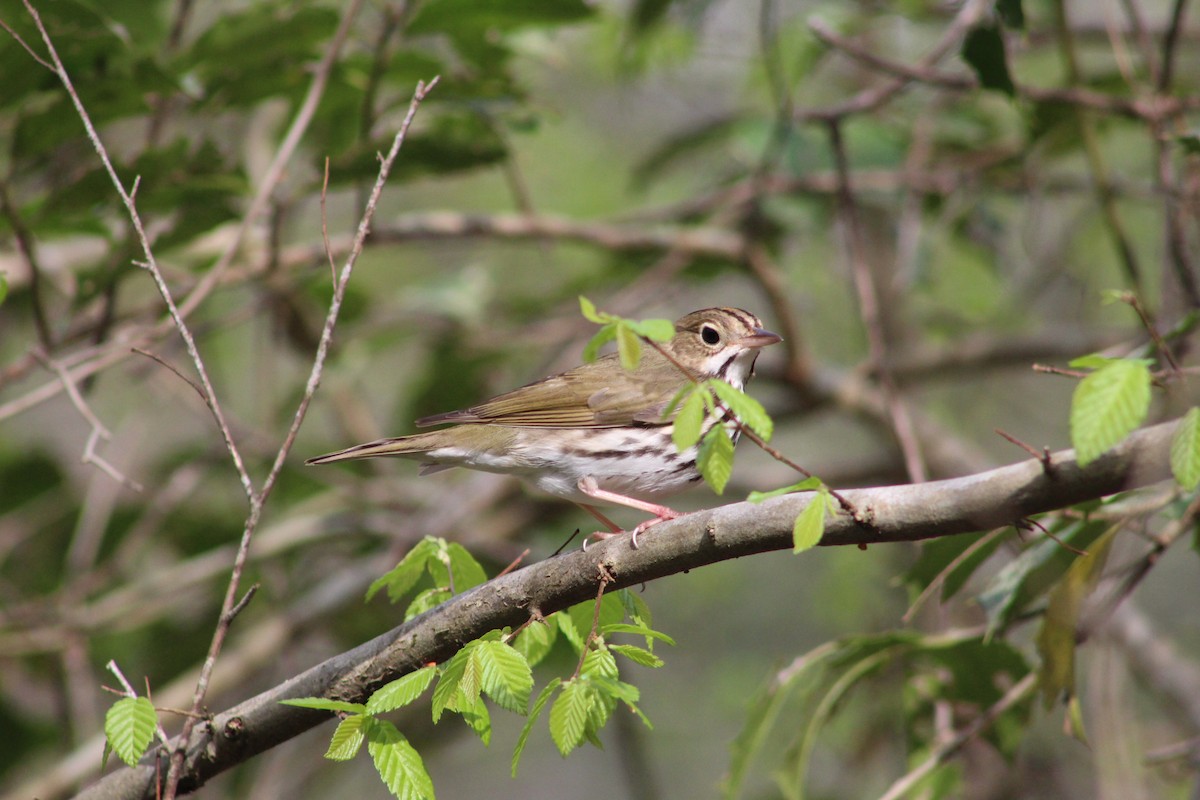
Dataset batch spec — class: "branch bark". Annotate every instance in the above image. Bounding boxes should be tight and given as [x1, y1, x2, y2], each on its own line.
[74, 419, 1179, 799]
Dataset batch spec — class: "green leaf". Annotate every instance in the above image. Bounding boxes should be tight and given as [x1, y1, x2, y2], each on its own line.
[792, 491, 828, 553]
[961, 21, 1015, 96]
[598, 623, 676, 646]
[512, 620, 556, 667]
[404, 587, 451, 621]
[476, 640, 533, 714]
[581, 324, 616, 363]
[580, 644, 620, 681]
[0, 273, 7, 306]
[977, 520, 1110, 637]
[366, 666, 437, 715]
[697, 426, 735, 494]
[617, 323, 642, 370]
[365, 718, 435, 800]
[105, 696, 157, 767]
[567, 593, 625, 646]
[747, 477, 823, 503]
[459, 693, 492, 744]
[709, 380, 773, 440]
[904, 531, 1006, 604]
[367, 538, 440, 603]
[1036, 528, 1116, 708]
[512, 678, 561, 776]
[1171, 408, 1200, 489]
[1070, 359, 1152, 465]
[628, 318, 675, 342]
[1178, 132, 1200, 155]
[608, 643, 663, 668]
[431, 646, 471, 722]
[672, 389, 707, 450]
[326, 714, 367, 761]
[444, 542, 488, 593]
[550, 680, 591, 756]
[578, 295, 604, 323]
[280, 698, 368, 714]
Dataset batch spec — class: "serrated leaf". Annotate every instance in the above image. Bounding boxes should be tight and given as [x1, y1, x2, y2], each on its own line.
[367, 538, 439, 603]
[280, 698, 368, 714]
[476, 641, 533, 714]
[325, 714, 367, 761]
[365, 719, 435, 800]
[550, 681, 591, 756]
[567, 594, 625, 646]
[404, 587, 451, 622]
[619, 590, 653, 633]
[1171, 408, 1200, 489]
[608, 643, 663, 668]
[792, 493, 827, 553]
[459, 693, 492, 744]
[512, 678, 561, 776]
[555, 611, 585, 652]
[628, 318, 675, 341]
[599, 623, 676, 646]
[709, 380, 773, 440]
[1036, 528, 1116, 708]
[431, 647, 471, 722]
[581, 324, 616, 363]
[444, 542, 488, 593]
[747, 477, 823, 504]
[367, 666, 437, 714]
[697, 426, 735, 494]
[105, 696, 157, 767]
[1070, 359, 1152, 465]
[617, 323, 642, 370]
[512, 620, 556, 667]
[672, 389, 707, 450]
[581, 645, 619, 680]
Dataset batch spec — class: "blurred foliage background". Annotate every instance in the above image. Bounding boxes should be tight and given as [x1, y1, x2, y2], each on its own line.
[2, 0, 1200, 797]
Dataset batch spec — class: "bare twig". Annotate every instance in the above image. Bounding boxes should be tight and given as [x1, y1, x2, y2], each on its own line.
[161, 76, 439, 800]
[876, 672, 1038, 800]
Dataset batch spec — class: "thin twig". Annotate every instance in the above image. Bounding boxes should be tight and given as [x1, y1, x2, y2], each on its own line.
[161, 76, 438, 800]
[876, 672, 1038, 800]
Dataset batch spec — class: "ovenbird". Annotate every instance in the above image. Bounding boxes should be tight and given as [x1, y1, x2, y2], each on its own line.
[307, 308, 781, 545]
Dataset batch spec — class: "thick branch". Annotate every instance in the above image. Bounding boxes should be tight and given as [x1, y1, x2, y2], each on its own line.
[75, 419, 1178, 799]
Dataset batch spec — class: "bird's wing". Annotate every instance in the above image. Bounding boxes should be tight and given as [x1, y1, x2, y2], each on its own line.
[416, 351, 685, 429]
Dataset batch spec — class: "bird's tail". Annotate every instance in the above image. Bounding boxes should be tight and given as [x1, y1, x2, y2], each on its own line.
[305, 430, 450, 465]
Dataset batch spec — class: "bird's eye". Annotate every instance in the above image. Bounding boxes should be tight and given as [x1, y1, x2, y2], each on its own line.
[700, 324, 721, 345]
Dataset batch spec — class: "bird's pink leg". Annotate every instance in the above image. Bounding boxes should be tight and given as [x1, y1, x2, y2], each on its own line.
[576, 477, 684, 548]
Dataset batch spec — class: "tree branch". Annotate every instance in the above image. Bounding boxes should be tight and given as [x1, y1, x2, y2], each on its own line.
[75, 419, 1179, 799]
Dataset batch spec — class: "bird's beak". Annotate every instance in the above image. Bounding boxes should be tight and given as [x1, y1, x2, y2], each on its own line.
[739, 327, 783, 349]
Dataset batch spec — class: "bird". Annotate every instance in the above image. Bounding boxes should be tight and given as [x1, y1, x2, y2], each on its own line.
[307, 307, 781, 546]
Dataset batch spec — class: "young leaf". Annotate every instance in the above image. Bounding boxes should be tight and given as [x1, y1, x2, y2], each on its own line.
[1070, 359, 1152, 465]
[581, 324, 617, 363]
[792, 492, 828, 553]
[367, 537, 439, 603]
[512, 678, 562, 776]
[608, 643, 664, 668]
[512, 619, 556, 667]
[105, 696, 158, 767]
[672, 389, 707, 450]
[550, 680, 591, 756]
[616, 323, 642, 370]
[476, 640, 533, 714]
[431, 646, 471, 722]
[445, 542, 488, 593]
[578, 295, 605, 323]
[709, 380, 773, 440]
[280, 698, 368, 714]
[459, 693, 492, 745]
[366, 666, 437, 715]
[628, 317, 675, 341]
[697, 426, 735, 494]
[1170, 407, 1200, 489]
[325, 714, 367, 761]
[599, 623, 676, 646]
[365, 718, 435, 800]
